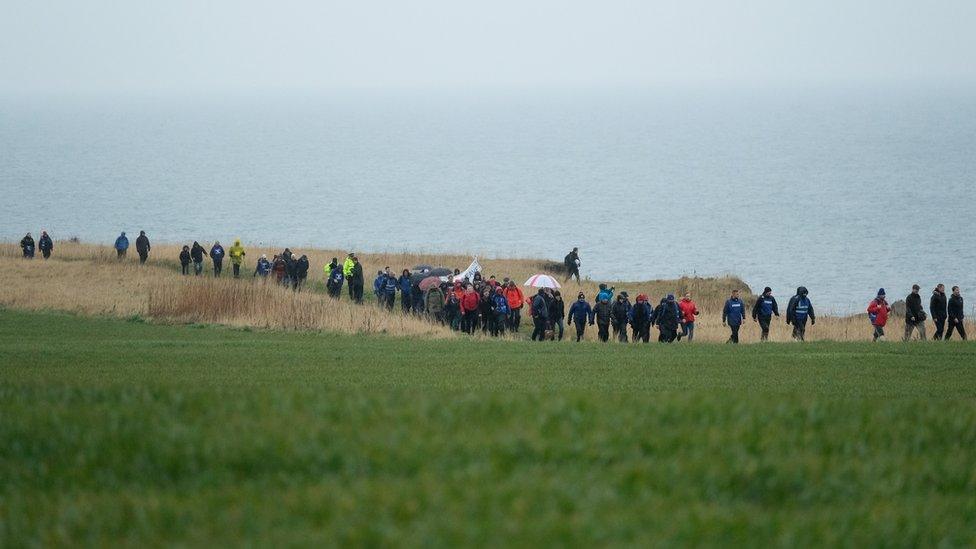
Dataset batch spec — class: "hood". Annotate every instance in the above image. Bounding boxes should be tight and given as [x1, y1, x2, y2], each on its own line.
[234, 239, 241, 246]
[797, 286, 808, 296]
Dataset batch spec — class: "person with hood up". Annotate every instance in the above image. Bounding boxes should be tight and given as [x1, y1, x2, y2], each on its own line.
[426, 284, 446, 323]
[38, 231, 53, 259]
[610, 293, 631, 342]
[930, 284, 948, 340]
[461, 284, 481, 334]
[722, 289, 747, 344]
[503, 281, 525, 332]
[596, 283, 615, 303]
[190, 241, 207, 275]
[135, 231, 151, 264]
[254, 254, 271, 278]
[786, 286, 816, 341]
[326, 261, 344, 297]
[678, 293, 699, 342]
[550, 290, 566, 341]
[228, 239, 246, 278]
[20, 233, 35, 259]
[114, 232, 129, 260]
[592, 297, 612, 342]
[490, 287, 510, 336]
[397, 269, 413, 313]
[567, 293, 594, 342]
[946, 286, 967, 341]
[349, 257, 364, 303]
[179, 245, 191, 275]
[629, 294, 654, 343]
[294, 254, 310, 290]
[903, 284, 927, 341]
[655, 294, 682, 343]
[564, 247, 581, 283]
[343, 254, 356, 299]
[530, 288, 550, 341]
[272, 255, 287, 284]
[209, 241, 225, 277]
[751, 287, 780, 342]
[867, 288, 891, 341]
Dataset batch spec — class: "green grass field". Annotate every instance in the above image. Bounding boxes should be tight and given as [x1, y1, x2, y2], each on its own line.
[2, 309, 975, 546]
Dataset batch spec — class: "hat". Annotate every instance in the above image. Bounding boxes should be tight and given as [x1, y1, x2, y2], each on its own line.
[577, 292, 585, 299]
[620, 291, 629, 298]
[877, 288, 886, 296]
[763, 287, 772, 294]
[667, 294, 675, 301]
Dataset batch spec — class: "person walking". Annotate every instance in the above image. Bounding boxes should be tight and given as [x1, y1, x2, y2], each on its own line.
[564, 247, 581, 283]
[38, 231, 53, 259]
[350, 256, 364, 303]
[678, 293, 699, 342]
[398, 269, 413, 313]
[254, 254, 271, 278]
[326, 261, 344, 297]
[786, 287, 816, 341]
[655, 294, 681, 343]
[751, 287, 780, 341]
[567, 293, 593, 342]
[272, 255, 287, 284]
[530, 288, 550, 341]
[179, 245, 191, 275]
[930, 284, 948, 340]
[592, 296, 612, 342]
[611, 293, 631, 343]
[188, 241, 205, 275]
[630, 294, 654, 343]
[461, 284, 481, 334]
[867, 288, 891, 341]
[20, 233, 36, 259]
[209, 241, 225, 277]
[426, 284, 445, 323]
[294, 254, 310, 290]
[946, 286, 967, 341]
[135, 231, 151, 264]
[550, 290, 566, 341]
[722, 289, 746, 344]
[503, 281, 525, 332]
[490, 287, 510, 336]
[343, 254, 356, 299]
[114, 232, 129, 260]
[903, 284, 927, 341]
[479, 288, 494, 333]
[228, 239, 246, 278]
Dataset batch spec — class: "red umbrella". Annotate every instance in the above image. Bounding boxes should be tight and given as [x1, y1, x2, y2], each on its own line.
[419, 276, 442, 291]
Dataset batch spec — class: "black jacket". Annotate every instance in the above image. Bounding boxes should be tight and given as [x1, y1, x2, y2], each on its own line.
[350, 263, 364, 286]
[905, 292, 924, 322]
[190, 242, 206, 263]
[179, 249, 190, 265]
[592, 301, 612, 324]
[295, 257, 309, 278]
[20, 235, 34, 250]
[948, 295, 965, 320]
[655, 301, 681, 330]
[136, 235, 150, 254]
[550, 298, 565, 321]
[930, 291, 947, 320]
[38, 235, 53, 251]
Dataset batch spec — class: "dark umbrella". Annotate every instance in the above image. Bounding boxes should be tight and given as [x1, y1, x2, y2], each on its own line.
[419, 276, 442, 292]
[427, 267, 452, 278]
[412, 264, 434, 272]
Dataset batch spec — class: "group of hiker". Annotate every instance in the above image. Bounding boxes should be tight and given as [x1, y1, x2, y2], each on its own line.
[15, 234, 969, 342]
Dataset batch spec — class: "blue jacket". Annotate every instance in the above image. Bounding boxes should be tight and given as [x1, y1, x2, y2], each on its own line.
[328, 269, 344, 285]
[383, 275, 398, 295]
[210, 245, 224, 261]
[752, 296, 780, 319]
[254, 257, 271, 276]
[398, 275, 412, 294]
[374, 274, 386, 293]
[568, 300, 593, 324]
[723, 298, 746, 326]
[532, 293, 549, 320]
[492, 293, 510, 315]
[114, 234, 129, 251]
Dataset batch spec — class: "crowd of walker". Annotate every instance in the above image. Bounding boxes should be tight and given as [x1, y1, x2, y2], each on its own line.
[17, 233, 969, 343]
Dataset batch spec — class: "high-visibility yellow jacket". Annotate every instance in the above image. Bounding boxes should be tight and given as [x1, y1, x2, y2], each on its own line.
[228, 240, 246, 265]
[343, 257, 355, 277]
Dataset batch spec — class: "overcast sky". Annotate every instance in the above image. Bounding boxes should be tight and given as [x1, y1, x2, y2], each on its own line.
[2, 0, 974, 94]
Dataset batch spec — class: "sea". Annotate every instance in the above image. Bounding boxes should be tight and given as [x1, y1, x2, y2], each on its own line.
[2, 85, 974, 313]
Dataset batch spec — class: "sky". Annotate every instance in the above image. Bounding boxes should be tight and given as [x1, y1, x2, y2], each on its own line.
[2, 0, 975, 94]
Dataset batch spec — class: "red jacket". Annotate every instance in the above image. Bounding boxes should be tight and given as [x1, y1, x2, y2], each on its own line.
[867, 298, 891, 327]
[461, 290, 480, 312]
[678, 299, 699, 323]
[504, 286, 525, 309]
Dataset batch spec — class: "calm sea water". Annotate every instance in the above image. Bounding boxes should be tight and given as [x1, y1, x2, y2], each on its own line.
[2, 86, 974, 313]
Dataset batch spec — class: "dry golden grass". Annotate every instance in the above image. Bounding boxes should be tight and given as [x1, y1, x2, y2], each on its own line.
[2, 241, 970, 343]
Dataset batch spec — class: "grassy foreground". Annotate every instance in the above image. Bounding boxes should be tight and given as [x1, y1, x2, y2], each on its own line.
[2, 310, 975, 546]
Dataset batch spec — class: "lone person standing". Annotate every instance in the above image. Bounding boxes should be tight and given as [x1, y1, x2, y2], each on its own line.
[564, 247, 581, 283]
[135, 231, 151, 264]
[904, 284, 927, 341]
